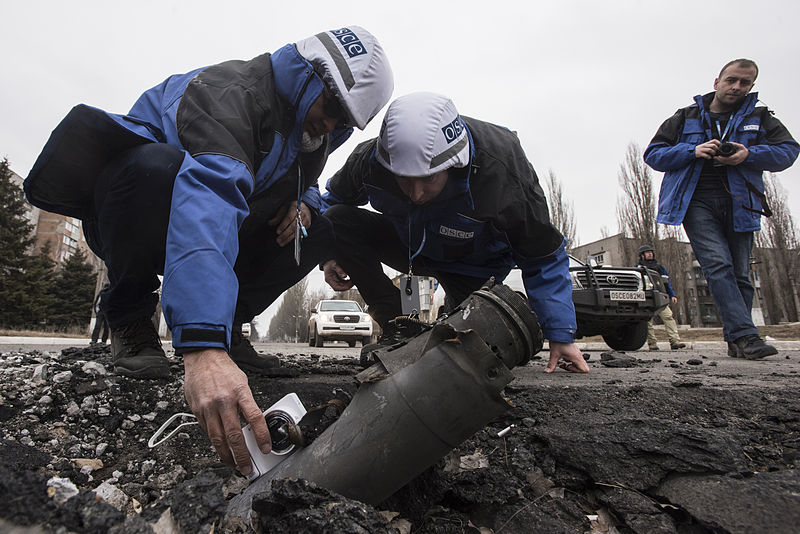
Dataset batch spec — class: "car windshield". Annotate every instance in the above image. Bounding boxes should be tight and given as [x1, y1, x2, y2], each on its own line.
[319, 301, 362, 312]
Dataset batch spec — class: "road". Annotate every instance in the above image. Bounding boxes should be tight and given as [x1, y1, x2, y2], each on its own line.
[2, 336, 798, 390]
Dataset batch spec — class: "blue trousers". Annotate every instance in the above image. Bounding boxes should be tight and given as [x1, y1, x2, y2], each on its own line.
[682, 196, 758, 342]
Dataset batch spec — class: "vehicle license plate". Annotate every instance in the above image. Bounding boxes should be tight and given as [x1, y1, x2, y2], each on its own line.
[341, 325, 356, 330]
[610, 290, 645, 301]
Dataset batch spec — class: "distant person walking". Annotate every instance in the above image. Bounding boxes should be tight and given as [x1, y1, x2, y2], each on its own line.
[637, 245, 685, 350]
[644, 58, 798, 359]
[90, 285, 110, 345]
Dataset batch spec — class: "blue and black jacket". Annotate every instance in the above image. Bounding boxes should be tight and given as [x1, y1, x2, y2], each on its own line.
[24, 44, 352, 352]
[323, 117, 577, 343]
[644, 92, 798, 231]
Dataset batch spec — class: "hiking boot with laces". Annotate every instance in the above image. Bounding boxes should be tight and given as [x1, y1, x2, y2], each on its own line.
[731, 334, 778, 360]
[229, 330, 280, 373]
[670, 342, 686, 350]
[110, 316, 170, 379]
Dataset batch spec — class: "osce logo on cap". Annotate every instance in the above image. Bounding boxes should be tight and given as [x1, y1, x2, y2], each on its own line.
[441, 116, 464, 144]
[331, 28, 367, 58]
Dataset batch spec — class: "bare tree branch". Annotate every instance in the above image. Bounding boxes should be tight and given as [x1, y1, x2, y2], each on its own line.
[616, 142, 658, 245]
[544, 169, 578, 250]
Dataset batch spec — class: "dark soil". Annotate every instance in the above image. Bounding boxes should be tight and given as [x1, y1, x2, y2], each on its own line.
[1, 343, 798, 533]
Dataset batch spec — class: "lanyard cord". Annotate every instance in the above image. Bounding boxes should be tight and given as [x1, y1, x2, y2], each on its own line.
[296, 164, 307, 237]
[407, 219, 426, 275]
[714, 117, 734, 142]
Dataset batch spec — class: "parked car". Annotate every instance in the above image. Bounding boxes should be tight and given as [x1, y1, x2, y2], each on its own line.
[433, 255, 670, 351]
[308, 300, 373, 347]
[564, 255, 670, 350]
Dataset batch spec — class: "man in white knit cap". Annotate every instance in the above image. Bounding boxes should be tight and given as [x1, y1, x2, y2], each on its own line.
[25, 26, 393, 474]
[322, 92, 588, 375]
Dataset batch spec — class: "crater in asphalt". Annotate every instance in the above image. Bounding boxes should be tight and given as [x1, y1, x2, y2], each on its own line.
[1, 343, 798, 533]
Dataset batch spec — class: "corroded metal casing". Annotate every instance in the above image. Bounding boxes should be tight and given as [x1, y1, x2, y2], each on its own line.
[226, 281, 542, 523]
[268, 329, 512, 503]
[441, 281, 543, 368]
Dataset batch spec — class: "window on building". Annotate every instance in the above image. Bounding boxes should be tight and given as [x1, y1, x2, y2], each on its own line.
[593, 253, 605, 265]
[689, 288, 694, 297]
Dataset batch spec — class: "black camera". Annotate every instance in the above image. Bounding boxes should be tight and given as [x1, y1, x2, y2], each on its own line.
[717, 142, 738, 158]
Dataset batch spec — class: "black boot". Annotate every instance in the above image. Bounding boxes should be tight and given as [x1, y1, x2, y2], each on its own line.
[110, 316, 170, 379]
[229, 330, 281, 373]
[730, 334, 778, 360]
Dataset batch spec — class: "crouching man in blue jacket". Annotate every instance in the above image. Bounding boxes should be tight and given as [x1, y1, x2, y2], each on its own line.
[24, 27, 393, 474]
[321, 92, 588, 373]
[644, 59, 798, 359]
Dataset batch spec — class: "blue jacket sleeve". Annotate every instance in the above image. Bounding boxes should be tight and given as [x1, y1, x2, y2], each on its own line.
[161, 153, 252, 352]
[517, 238, 577, 343]
[742, 111, 799, 172]
[659, 265, 676, 298]
[644, 111, 697, 172]
[301, 185, 323, 212]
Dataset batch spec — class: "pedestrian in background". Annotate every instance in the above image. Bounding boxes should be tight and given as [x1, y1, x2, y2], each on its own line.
[637, 245, 685, 350]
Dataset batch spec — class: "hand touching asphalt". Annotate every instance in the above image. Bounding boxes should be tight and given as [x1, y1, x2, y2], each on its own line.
[183, 349, 270, 475]
[545, 341, 590, 373]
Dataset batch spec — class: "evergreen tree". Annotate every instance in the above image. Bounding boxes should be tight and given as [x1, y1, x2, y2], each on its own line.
[17, 243, 56, 329]
[0, 157, 55, 328]
[49, 248, 97, 331]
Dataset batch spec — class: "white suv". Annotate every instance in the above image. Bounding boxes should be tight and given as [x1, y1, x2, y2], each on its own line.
[308, 300, 373, 347]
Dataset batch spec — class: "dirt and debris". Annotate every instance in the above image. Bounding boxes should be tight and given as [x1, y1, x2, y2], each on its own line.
[1, 341, 799, 533]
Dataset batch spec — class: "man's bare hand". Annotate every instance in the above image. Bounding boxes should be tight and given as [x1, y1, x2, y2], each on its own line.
[714, 142, 749, 166]
[695, 139, 720, 159]
[183, 349, 270, 475]
[545, 341, 590, 373]
[268, 201, 311, 247]
[323, 259, 354, 291]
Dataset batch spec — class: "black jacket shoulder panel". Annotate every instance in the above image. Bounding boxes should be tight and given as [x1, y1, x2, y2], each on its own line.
[176, 53, 280, 176]
[463, 117, 564, 258]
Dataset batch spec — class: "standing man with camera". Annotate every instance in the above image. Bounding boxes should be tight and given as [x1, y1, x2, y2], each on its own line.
[644, 59, 798, 359]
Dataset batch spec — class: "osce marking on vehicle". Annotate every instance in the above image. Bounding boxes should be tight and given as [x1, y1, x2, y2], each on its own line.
[441, 116, 464, 143]
[331, 28, 367, 58]
[439, 225, 474, 239]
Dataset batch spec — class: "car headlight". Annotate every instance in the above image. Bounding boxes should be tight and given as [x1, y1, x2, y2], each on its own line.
[320, 313, 331, 322]
[643, 275, 654, 290]
[361, 315, 371, 323]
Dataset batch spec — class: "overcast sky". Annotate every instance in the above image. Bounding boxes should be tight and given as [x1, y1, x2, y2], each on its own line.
[3, 1, 799, 331]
